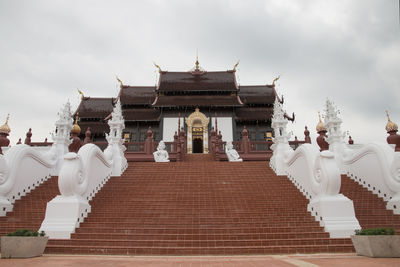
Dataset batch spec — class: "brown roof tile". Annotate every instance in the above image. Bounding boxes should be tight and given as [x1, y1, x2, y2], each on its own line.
[75, 97, 114, 119]
[158, 71, 238, 92]
[235, 107, 273, 121]
[152, 95, 243, 107]
[239, 85, 275, 104]
[119, 86, 156, 106]
[122, 108, 161, 121]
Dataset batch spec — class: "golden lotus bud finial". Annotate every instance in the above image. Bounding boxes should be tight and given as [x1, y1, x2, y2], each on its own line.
[116, 75, 123, 88]
[316, 111, 326, 132]
[385, 110, 398, 132]
[272, 75, 281, 87]
[0, 114, 11, 134]
[71, 113, 81, 135]
[77, 89, 84, 100]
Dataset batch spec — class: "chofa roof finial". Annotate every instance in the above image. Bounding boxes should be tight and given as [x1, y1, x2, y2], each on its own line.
[116, 75, 123, 88]
[233, 60, 240, 72]
[153, 62, 162, 73]
[272, 75, 280, 87]
[77, 89, 84, 100]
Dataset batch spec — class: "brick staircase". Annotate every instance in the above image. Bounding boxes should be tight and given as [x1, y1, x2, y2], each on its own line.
[0, 177, 59, 242]
[340, 175, 400, 233]
[45, 160, 354, 255]
[4, 162, 400, 255]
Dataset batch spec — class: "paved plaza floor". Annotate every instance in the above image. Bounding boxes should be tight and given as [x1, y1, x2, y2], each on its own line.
[0, 253, 399, 267]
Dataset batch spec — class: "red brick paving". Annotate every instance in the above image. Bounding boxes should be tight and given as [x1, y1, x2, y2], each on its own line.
[0, 254, 399, 267]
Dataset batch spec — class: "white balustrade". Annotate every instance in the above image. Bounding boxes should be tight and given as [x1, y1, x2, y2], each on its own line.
[0, 145, 57, 216]
[40, 144, 112, 238]
[284, 144, 361, 237]
[343, 142, 400, 214]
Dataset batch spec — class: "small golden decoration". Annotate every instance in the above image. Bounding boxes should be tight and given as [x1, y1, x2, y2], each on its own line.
[77, 89, 85, 100]
[316, 111, 326, 132]
[233, 60, 240, 72]
[272, 75, 280, 87]
[116, 75, 123, 88]
[0, 114, 11, 134]
[71, 113, 81, 134]
[385, 110, 398, 132]
[153, 62, 162, 73]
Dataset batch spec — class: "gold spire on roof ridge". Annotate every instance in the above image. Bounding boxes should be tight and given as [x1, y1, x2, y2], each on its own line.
[116, 75, 123, 88]
[385, 110, 398, 132]
[71, 113, 81, 135]
[0, 114, 11, 134]
[316, 111, 326, 132]
[195, 53, 200, 70]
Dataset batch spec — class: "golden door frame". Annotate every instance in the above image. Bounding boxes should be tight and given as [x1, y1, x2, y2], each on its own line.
[185, 108, 210, 154]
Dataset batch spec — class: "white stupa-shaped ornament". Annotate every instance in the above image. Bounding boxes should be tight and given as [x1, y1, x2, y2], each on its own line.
[48, 101, 74, 175]
[323, 99, 349, 172]
[104, 99, 127, 176]
[270, 98, 293, 175]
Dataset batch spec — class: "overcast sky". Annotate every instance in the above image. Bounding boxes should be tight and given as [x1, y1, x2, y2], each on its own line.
[0, 0, 399, 145]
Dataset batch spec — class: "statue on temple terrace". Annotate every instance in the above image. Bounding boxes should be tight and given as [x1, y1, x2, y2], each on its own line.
[153, 141, 170, 162]
[225, 141, 243, 162]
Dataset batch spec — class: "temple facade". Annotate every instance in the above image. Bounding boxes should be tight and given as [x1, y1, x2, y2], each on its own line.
[75, 59, 292, 153]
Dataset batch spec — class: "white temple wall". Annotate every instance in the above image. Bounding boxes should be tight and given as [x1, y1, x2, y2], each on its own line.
[162, 117, 184, 142]
[212, 117, 233, 142]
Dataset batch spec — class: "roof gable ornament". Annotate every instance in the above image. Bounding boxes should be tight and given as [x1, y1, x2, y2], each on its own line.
[77, 89, 85, 100]
[189, 55, 205, 75]
[233, 60, 240, 72]
[272, 75, 280, 87]
[153, 62, 162, 73]
[116, 75, 124, 88]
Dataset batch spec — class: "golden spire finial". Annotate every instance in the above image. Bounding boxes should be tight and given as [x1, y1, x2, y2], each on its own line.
[233, 60, 240, 72]
[272, 75, 281, 87]
[385, 110, 398, 132]
[316, 111, 326, 132]
[0, 114, 11, 134]
[116, 75, 123, 88]
[153, 62, 162, 73]
[77, 89, 84, 100]
[195, 53, 200, 70]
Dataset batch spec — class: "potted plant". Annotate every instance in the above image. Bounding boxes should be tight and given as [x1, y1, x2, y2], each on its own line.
[1, 229, 48, 258]
[351, 228, 400, 257]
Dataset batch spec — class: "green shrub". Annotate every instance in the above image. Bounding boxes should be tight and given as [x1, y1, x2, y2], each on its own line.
[6, 229, 46, 237]
[355, 228, 395, 235]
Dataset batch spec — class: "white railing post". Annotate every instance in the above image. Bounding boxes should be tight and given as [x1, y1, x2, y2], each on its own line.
[40, 144, 112, 239]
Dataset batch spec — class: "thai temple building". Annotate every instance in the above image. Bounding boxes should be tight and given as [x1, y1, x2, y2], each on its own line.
[75, 59, 293, 154]
[0, 59, 400, 258]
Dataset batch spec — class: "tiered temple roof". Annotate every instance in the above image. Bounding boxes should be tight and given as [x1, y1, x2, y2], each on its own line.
[74, 60, 286, 137]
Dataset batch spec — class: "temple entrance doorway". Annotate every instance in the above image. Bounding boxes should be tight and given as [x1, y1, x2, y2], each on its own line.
[192, 126, 204, 153]
[185, 108, 210, 154]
